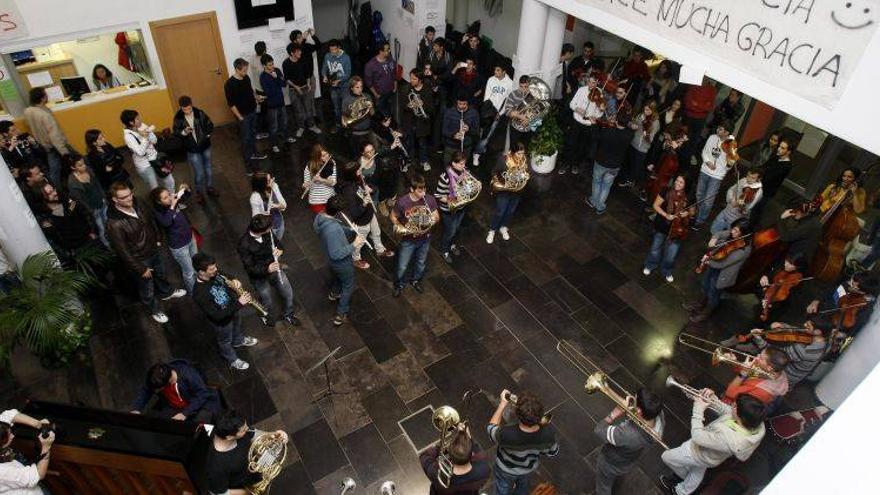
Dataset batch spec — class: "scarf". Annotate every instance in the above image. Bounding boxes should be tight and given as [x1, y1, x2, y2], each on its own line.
[447, 166, 464, 200]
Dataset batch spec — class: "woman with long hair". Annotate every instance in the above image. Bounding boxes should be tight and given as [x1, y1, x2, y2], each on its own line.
[302, 142, 337, 213]
[487, 142, 528, 244]
[645, 121, 688, 205]
[92, 64, 121, 90]
[644, 174, 693, 283]
[84, 128, 129, 190]
[150, 186, 197, 294]
[618, 101, 659, 189]
[335, 160, 393, 269]
[66, 153, 108, 246]
[250, 172, 287, 240]
[648, 60, 677, 107]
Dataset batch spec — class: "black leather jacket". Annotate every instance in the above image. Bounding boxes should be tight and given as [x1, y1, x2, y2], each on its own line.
[172, 107, 214, 153]
[106, 199, 160, 275]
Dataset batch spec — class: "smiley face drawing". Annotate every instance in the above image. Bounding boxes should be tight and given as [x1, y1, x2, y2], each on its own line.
[831, 1, 875, 30]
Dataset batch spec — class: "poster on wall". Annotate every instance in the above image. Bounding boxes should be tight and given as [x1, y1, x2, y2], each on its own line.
[574, 0, 880, 109]
[0, 0, 28, 42]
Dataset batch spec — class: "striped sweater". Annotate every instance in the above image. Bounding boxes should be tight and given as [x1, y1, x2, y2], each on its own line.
[303, 162, 337, 206]
[487, 423, 559, 476]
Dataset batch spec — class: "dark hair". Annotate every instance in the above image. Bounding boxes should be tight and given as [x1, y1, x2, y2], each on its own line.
[561, 43, 575, 56]
[326, 195, 346, 216]
[149, 186, 169, 208]
[717, 119, 734, 133]
[518, 75, 529, 85]
[636, 388, 663, 420]
[120, 109, 139, 128]
[178, 95, 193, 107]
[251, 171, 272, 197]
[110, 181, 131, 197]
[260, 54, 274, 66]
[425, 25, 436, 34]
[409, 69, 423, 81]
[514, 392, 544, 427]
[853, 272, 879, 295]
[735, 394, 766, 429]
[447, 429, 473, 465]
[764, 347, 790, 373]
[746, 166, 763, 178]
[91, 64, 114, 85]
[64, 153, 84, 170]
[254, 41, 267, 55]
[0, 121, 14, 135]
[511, 141, 527, 155]
[584, 41, 595, 49]
[785, 252, 807, 272]
[147, 363, 173, 390]
[213, 410, 246, 439]
[192, 252, 216, 273]
[339, 160, 360, 184]
[286, 43, 301, 55]
[249, 213, 273, 234]
[289, 29, 302, 42]
[408, 173, 427, 191]
[359, 141, 375, 155]
[328, 39, 341, 48]
[0, 422, 10, 448]
[777, 137, 792, 151]
[29, 87, 47, 106]
[433, 37, 446, 48]
[838, 167, 863, 185]
[455, 92, 469, 103]
[730, 218, 752, 237]
[233, 58, 249, 70]
[450, 151, 466, 164]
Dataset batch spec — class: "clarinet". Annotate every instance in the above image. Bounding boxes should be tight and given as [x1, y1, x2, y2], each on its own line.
[217, 273, 268, 317]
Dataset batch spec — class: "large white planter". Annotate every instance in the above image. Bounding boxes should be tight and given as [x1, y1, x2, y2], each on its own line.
[530, 151, 558, 174]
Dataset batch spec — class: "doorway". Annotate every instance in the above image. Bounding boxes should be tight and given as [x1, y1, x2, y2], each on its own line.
[150, 12, 231, 125]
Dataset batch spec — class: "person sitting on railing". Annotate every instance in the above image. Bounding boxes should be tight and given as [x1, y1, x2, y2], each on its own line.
[130, 359, 222, 423]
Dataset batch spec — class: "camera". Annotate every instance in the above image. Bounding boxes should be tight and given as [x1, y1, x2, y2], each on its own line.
[38, 423, 55, 440]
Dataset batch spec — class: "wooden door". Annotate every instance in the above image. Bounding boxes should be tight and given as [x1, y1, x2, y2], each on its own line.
[150, 12, 232, 125]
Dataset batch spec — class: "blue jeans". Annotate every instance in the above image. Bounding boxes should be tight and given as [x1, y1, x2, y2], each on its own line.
[490, 193, 521, 231]
[695, 172, 723, 225]
[701, 267, 722, 312]
[253, 270, 296, 322]
[92, 203, 109, 247]
[710, 206, 743, 235]
[239, 112, 258, 166]
[590, 162, 620, 212]
[395, 238, 430, 288]
[440, 209, 466, 253]
[169, 237, 198, 294]
[214, 312, 245, 364]
[330, 87, 344, 123]
[46, 148, 62, 187]
[187, 148, 214, 194]
[137, 253, 173, 314]
[644, 232, 681, 278]
[405, 132, 431, 164]
[494, 468, 530, 495]
[266, 105, 289, 146]
[330, 258, 355, 315]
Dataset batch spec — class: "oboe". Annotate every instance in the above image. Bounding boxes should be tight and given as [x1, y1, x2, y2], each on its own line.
[458, 111, 465, 152]
[217, 274, 268, 317]
[268, 229, 284, 286]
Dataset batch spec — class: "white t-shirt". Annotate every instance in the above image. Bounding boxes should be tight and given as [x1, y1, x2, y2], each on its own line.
[700, 134, 730, 180]
[484, 76, 513, 112]
[249, 182, 287, 216]
[123, 128, 158, 172]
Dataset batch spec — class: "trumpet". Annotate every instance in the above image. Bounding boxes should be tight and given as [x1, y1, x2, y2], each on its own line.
[557, 341, 668, 449]
[665, 376, 727, 414]
[217, 274, 268, 317]
[408, 88, 427, 119]
[677, 333, 773, 379]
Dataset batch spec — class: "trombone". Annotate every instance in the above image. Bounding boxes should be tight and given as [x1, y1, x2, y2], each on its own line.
[431, 389, 479, 488]
[677, 333, 773, 379]
[556, 341, 668, 449]
[665, 375, 727, 414]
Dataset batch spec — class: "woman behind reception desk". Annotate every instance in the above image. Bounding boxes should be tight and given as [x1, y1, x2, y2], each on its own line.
[92, 64, 121, 90]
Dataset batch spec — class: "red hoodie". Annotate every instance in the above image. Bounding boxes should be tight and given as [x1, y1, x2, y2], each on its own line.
[684, 83, 717, 120]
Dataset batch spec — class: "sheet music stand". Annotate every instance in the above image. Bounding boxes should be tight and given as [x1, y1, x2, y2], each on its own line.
[305, 346, 349, 403]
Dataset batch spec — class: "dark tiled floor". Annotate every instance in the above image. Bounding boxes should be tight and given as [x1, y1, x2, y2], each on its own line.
[5, 97, 841, 494]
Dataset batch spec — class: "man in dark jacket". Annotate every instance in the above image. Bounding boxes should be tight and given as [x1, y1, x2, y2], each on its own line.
[442, 96, 479, 167]
[130, 358, 223, 421]
[172, 96, 216, 203]
[283, 44, 321, 137]
[191, 253, 259, 371]
[34, 181, 99, 265]
[416, 26, 435, 69]
[260, 54, 296, 153]
[750, 138, 793, 225]
[236, 214, 300, 327]
[314, 196, 365, 327]
[106, 182, 185, 324]
[341, 76, 377, 154]
[402, 69, 435, 172]
[587, 111, 633, 215]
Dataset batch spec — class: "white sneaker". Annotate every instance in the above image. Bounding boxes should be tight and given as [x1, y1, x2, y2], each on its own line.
[309, 125, 322, 134]
[295, 128, 304, 138]
[152, 312, 169, 324]
[665, 275, 675, 283]
[161, 289, 187, 301]
[230, 359, 250, 370]
[234, 336, 259, 348]
[272, 146, 280, 153]
[422, 161, 431, 171]
[642, 267, 651, 276]
[472, 154, 481, 166]
[499, 227, 510, 241]
[486, 230, 495, 244]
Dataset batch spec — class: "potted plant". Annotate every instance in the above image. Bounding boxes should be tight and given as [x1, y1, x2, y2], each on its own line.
[529, 108, 564, 174]
[0, 249, 106, 369]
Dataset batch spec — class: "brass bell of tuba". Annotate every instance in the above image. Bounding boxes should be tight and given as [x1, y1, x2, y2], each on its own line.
[246, 431, 288, 494]
[510, 77, 552, 133]
[342, 95, 373, 127]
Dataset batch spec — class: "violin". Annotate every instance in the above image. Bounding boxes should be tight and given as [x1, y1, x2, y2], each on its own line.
[735, 324, 815, 346]
[760, 270, 813, 322]
[589, 86, 604, 105]
[695, 234, 751, 274]
[721, 138, 740, 162]
[664, 191, 692, 241]
[828, 293, 869, 331]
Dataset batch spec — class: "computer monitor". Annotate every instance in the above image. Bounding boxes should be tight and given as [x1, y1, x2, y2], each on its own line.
[60, 76, 91, 101]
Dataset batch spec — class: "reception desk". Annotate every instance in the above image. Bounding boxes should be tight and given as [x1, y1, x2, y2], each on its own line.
[14, 85, 175, 150]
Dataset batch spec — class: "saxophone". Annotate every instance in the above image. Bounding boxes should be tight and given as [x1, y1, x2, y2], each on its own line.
[491, 155, 530, 193]
[392, 200, 435, 237]
[446, 170, 482, 211]
[217, 274, 268, 317]
[246, 431, 288, 495]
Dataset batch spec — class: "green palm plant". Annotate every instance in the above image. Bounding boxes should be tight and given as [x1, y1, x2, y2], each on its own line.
[0, 250, 102, 368]
[530, 108, 564, 163]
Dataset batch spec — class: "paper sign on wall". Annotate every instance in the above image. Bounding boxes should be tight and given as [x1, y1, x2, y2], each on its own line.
[45, 85, 64, 102]
[268, 16, 285, 32]
[26, 71, 53, 88]
[573, 0, 880, 109]
[0, 0, 28, 42]
[678, 65, 705, 86]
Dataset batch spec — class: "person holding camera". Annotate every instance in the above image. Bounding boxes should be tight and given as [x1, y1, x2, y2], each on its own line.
[121, 109, 175, 192]
[0, 408, 54, 494]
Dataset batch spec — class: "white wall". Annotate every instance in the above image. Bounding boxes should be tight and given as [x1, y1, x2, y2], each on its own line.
[452, 0, 523, 58]
[312, 0, 348, 40]
[0, 0, 315, 88]
[369, 0, 446, 75]
[535, 0, 880, 158]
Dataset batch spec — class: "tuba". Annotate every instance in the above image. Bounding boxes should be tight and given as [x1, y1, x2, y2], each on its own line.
[432, 405, 463, 489]
[491, 155, 530, 193]
[393, 201, 435, 237]
[342, 95, 373, 127]
[408, 88, 428, 119]
[510, 77, 552, 132]
[246, 431, 288, 494]
[447, 171, 482, 211]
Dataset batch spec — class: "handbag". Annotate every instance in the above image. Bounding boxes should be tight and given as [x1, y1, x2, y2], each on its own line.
[191, 226, 203, 249]
[150, 153, 175, 178]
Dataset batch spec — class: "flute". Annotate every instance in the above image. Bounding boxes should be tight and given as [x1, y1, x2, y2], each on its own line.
[339, 212, 373, 250]
[302, 157, 334, 200]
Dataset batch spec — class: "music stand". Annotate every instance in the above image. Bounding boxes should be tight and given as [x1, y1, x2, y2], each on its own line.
[305, 346, 349, 403]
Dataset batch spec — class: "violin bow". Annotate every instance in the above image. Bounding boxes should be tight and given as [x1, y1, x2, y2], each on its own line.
[816, 301, 871, 315]
[765, 276, 815, 288]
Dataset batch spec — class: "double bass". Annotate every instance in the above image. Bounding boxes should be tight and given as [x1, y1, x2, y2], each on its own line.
[811, 186, 861, 282]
